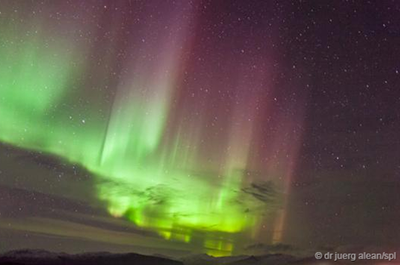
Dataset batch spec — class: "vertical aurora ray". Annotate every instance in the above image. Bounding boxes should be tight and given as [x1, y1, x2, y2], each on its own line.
[0, 1, 304, 256]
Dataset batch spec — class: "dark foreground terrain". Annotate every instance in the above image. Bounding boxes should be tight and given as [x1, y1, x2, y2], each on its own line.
[1, 249, 399, 265]
[0, 250, 183, 265]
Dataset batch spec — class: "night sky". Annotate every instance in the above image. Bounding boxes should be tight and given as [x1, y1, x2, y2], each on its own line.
[0, 0, 399, 258]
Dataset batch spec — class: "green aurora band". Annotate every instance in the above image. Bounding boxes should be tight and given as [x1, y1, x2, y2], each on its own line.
[0, 5, 290, 256]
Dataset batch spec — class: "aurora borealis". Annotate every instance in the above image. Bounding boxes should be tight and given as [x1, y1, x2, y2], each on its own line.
[1, 0, 400, 260]
[0, 0, 302, 256]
